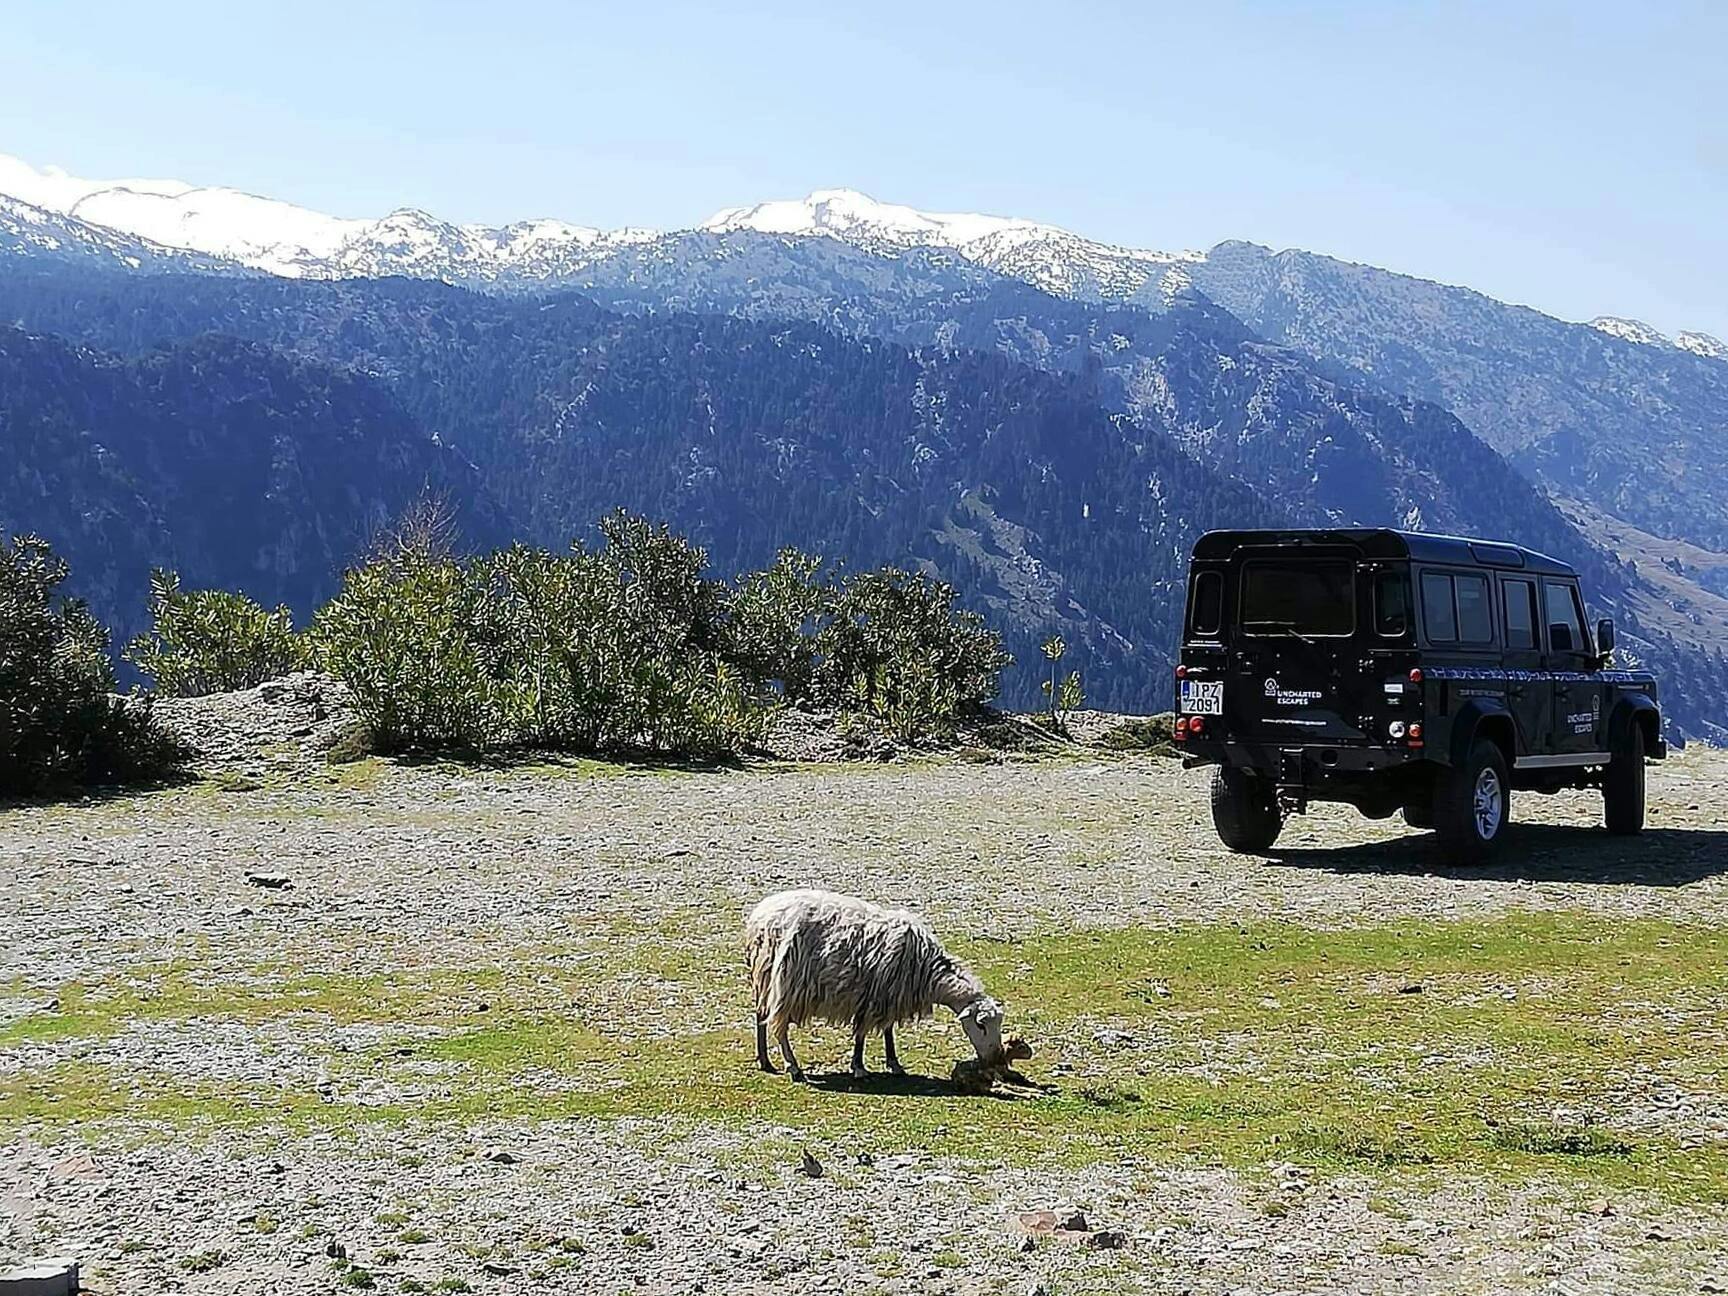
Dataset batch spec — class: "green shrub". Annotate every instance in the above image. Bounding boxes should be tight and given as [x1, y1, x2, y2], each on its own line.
[476, 527, 760, 757]
[725, 548, 828, 699]
[306, 516, 1008, 759]
[311, 552, 496, 753]
[812, 567, 1010, 742]
[0, 535, 188, 795]
[126, 570, 307, 696]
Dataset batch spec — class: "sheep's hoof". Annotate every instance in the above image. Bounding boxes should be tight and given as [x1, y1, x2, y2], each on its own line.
[789, 1068, 807, 1084]
[887, 1062, 907, 1077]
[850, 1064, 869, 1080]
[757, 1059, 778, 1075]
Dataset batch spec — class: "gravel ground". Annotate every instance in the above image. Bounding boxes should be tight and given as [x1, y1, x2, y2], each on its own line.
[4, 740, 1728, 1294]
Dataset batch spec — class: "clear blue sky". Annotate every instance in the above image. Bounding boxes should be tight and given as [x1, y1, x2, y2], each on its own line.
[2, 0, 1722, 336]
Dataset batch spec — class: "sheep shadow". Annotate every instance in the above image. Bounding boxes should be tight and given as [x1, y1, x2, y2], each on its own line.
[1266, 825, 1728, 886]
[802, 1071, 1043, 1101]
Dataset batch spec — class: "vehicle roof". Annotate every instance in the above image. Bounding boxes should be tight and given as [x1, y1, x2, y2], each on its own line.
[1190, 528, 1577, 577]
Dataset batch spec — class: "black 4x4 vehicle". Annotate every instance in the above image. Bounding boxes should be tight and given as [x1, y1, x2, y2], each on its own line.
[1175, 529, 1664, 863]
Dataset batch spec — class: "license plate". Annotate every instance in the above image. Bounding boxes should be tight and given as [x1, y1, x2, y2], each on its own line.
[1180, 679, 1223, 716]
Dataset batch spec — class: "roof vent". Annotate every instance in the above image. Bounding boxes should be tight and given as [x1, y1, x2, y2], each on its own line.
[1469, 543, 1525, 567]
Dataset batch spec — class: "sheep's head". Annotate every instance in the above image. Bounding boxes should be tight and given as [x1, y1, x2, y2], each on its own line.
[956, 995, 1006, 1064]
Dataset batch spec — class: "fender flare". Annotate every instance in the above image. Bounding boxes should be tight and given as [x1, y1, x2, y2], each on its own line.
[1606, 693, 1660, 751]
[1444, 698, 1518, 770]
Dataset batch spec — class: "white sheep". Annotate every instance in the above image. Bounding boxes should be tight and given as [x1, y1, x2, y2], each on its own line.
[744, 888, 1006, 1082]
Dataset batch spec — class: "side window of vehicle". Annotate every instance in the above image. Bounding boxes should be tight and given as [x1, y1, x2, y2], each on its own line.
[1503, 578, 1537, 650]
[1373, 571, 1411, 637]
[1455, 573, 1494, 644]
[1420, 571, 1456, 642]
[1190, 570, 1223, 637]
[1544, 581, 1587, 655]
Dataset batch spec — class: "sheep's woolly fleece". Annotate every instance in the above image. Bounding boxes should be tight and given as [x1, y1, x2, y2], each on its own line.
[745, 888, 988, 1036]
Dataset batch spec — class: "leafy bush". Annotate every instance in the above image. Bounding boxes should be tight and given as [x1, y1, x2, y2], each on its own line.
[476, 522, 757, 756]
[812, 567, 1011, 741]
[724, 548, 828, 700]
[312, 552, 497, 753]
[312, 514, 775, 757]
[127, 570, 307, 696]
[0, 535, 187, 794]
[308, 515, 1009, 758]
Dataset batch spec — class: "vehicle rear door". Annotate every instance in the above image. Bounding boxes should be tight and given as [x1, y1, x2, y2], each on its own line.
[1498, 574, 1548, 758]
[1225, 550, 1373, 744]
[1542, 578, 1605, 760]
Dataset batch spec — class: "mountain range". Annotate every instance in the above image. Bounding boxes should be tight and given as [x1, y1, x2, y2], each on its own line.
[1, 153, 1725, 736]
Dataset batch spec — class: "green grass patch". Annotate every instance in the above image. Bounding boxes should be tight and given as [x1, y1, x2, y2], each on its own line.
[5, 911, 1728, 1198]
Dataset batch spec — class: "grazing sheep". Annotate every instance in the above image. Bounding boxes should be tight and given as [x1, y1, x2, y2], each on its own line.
[745, 888, 1006, 1082]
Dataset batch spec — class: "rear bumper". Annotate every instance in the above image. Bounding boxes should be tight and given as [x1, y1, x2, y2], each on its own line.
[1182, 738, 1424, 786]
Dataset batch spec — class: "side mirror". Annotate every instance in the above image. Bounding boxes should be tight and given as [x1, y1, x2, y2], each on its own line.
[1597, 618, 1615, 655]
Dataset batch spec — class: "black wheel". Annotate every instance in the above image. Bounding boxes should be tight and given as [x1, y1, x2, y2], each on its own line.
[1434, 739, 1510, 865]
[1210, 766, 1283, 853]
[1604, 723, 1646, 836]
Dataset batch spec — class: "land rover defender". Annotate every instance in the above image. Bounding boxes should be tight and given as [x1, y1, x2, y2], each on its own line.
[1175, 529, 1664, 863]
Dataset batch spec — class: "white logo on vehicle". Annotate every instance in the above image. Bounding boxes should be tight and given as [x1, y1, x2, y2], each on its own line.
[1264, 678, 1323, 707]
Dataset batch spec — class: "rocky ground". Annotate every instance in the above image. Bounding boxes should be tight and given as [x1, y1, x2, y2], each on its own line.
[3, 701, 1728, 1294]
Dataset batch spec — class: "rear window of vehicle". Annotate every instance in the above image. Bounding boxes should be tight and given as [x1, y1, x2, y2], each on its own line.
[1504, 578, 1538, 649]
[1240, 560, 1354, 636]
[1373, 570, 1412, 637]
[1189, 570, 1223, 637]
[1422, 570, 1495, 645]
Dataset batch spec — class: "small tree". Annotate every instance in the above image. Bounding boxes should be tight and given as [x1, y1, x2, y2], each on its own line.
[127, 570, 307, 697]
[1040, 636, 1066, 724]
[1039, 635, 1084, 733]
[0, 535, 186, 793]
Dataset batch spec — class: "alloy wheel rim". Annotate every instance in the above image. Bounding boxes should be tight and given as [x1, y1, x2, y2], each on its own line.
[1473, 767, 1503, 840]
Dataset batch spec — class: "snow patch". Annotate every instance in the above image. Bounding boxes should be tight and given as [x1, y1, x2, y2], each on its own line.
[1589, 316, 1672, 349]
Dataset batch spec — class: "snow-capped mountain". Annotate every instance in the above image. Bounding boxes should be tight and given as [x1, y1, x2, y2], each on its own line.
[5, 153, 1722, 361]
[0, 191, 237, 273]
[703, 188, 1202, 303]
[0, 153, 655, 284]
[1587, 316, 1728, 361]
[1676, 331, 1728, 362]
[0, 155, 1214, 303]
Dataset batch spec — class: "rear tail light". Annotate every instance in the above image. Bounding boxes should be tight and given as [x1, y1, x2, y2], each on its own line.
[1174, 716, 1190, 740]
[1175, 664, 1188, 679]
[1388, 720, 1406, 738]
[1409, 668, 1424, 684]
[1407, 721, 1424, 749]
[1188, 715, 1205, 736]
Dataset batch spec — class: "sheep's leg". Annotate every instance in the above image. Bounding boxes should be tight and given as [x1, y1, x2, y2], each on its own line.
[884, 1026, 906, 1076]
[755, 1013, 776, 1074]
[776, 1024, 805, 1083]
[850, 1025, 869, 1079]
